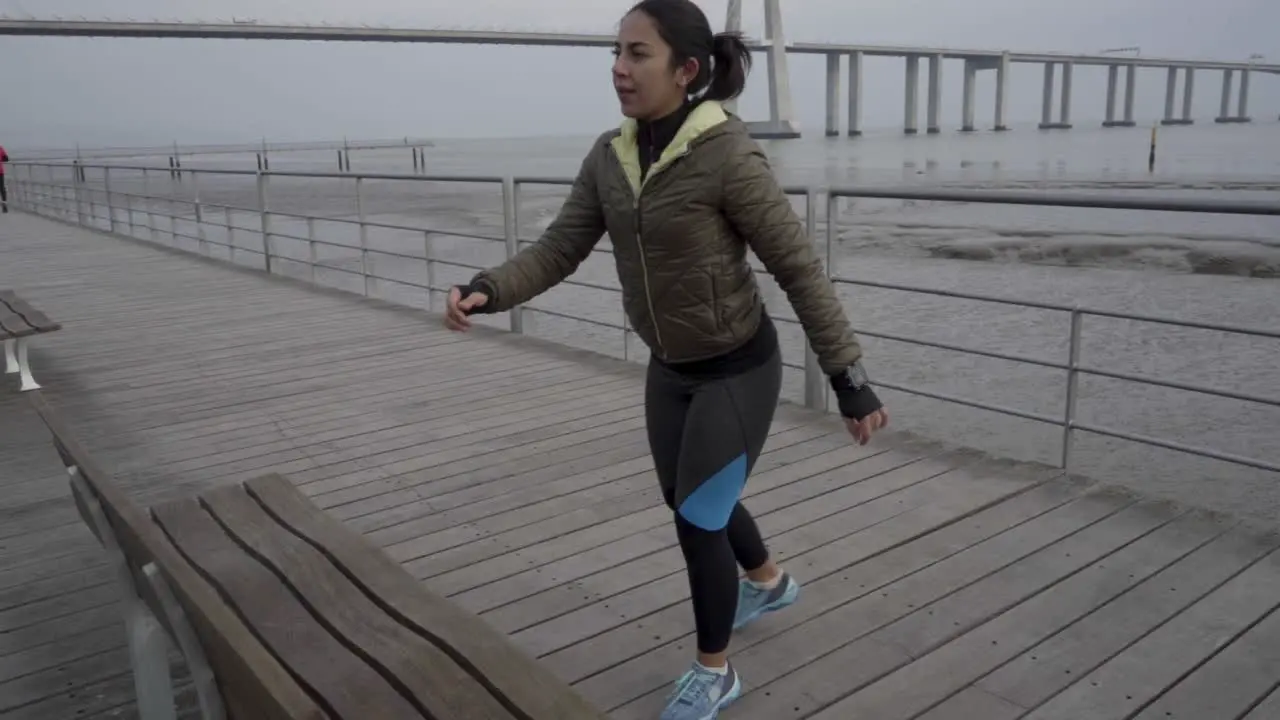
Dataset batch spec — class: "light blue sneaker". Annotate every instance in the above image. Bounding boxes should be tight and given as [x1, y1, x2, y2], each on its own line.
[732, 572, 800, 631]
[660, 661, 742, 720]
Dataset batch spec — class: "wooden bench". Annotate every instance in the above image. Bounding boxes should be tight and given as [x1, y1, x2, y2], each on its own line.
[1, 289, 60, 391]
[27, 390, 610, 720]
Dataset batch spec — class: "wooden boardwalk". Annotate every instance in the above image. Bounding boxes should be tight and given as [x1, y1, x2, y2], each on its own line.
[2, 211, 1279, 720]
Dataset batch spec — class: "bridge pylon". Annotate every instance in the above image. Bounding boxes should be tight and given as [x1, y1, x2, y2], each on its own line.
[723, 0, 800, 138]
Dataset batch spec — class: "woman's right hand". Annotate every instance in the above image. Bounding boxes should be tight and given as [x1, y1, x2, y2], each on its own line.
[445, 286, 489, 332]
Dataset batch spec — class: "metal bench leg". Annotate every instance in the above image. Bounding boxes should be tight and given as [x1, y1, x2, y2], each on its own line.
[15, 338, 40, 391]
[68, 467, 178, 720]
[145, 563, 227, 720]
[3, 338, 15, 375]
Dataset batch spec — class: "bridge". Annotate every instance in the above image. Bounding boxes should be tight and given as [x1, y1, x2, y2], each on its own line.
[1, 158, 1278, 718]
[3, 0, 1278, 138]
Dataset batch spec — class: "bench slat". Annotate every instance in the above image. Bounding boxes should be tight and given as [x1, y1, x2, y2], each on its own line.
[0, 290, 61, 338]
[201, 484, 519, 720]
[0, 308, 37, 338]
[27, 391, 327, 720]
[151, 495, 421, 719]
[244, 473, 611, 720]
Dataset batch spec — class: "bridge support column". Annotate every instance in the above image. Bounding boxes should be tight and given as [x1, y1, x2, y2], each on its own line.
[994, 52, 1010, 131]
[1039, 62, 1071, 129]
[825, 53, 841, 136]
[1214, 69, 1250, 123]
[1104, 64, 1137, 127]
[904, 55, 920, 134]
[1123, 65, 1138, 126]
[926, 54, 943, 133]
[1237, 69, 1252, 121]
[1163, 67, 1177, 122]
[1058, 62, 1073, 127]
[1104, 65, 1119, 125]
[730, 0, 800, 138]
[722, 0, 742, 116]
[847, 51, 864, 136]
[961, 59, 977, 132]
[1040, 63, 1054, 127]
[1182, 68, 1196, 123]
[1217, 69, 1232, 121]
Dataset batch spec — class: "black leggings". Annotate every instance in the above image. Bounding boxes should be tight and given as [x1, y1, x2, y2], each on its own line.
[645, 348, 783, 654]
[0, 175, 7, 205]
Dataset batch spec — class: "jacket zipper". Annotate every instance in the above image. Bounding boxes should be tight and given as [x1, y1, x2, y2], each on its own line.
[617, 127, 699, 360]
[634, 129, 666, 356]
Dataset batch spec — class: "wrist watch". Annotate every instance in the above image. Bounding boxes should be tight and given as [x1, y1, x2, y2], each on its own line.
[832, 360, 871, 391]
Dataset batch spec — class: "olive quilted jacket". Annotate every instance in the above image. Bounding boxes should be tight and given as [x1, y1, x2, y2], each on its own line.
[471, 100, 863, 374]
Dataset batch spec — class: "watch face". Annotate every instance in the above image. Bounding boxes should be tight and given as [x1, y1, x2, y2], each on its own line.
[846, 362, 869, 388]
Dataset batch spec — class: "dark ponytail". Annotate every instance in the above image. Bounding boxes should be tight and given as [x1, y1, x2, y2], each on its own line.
[627, 0, 753, 102]
[706, 32, 752, 101]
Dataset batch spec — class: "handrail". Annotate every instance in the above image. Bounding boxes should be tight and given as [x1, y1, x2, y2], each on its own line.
[9, 160, 1279, 477]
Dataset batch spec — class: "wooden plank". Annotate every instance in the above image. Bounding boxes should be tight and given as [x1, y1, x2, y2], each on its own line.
[384, 427, 847, 573]
[0, 307, 36, 338]
[514, 447, 970, 668]
[804, 508, 1230, 720]
[1242, 686, 1280, 719]
[200, 483, 519, 720]
[0, 647, 134, 715]
[974, 522, 1280, 710]
[593, 465, 1066, 717]
[124, 376, 641, 483]
[0, 602, 118, 657]
[0, 295, 60, 333]
[715, 497, 1179, 720]
[244, 473, 610, 720]
[1127, 589, 1280, 718]
[1018, 545, 1280, 720]
[24, 394, 324, 720]
[431, 442, 911, 608]
[103, 358, 589, 470]
[152, 494, 414, 719]
[914, 687, 1026, 720]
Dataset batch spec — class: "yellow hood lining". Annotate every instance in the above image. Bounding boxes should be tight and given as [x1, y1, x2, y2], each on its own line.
[610, 100, 729, 196]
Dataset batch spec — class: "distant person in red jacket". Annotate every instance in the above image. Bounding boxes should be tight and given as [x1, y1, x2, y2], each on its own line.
[0, 144, 8, 213]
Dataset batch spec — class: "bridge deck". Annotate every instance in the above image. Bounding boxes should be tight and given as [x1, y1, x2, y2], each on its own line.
[2, 212, 1278, 720]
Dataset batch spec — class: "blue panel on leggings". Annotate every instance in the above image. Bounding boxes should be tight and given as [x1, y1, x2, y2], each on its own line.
[678, 453, 748, 531]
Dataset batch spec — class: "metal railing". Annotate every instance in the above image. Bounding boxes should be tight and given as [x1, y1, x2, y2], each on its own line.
[9, 160, 1280, 476]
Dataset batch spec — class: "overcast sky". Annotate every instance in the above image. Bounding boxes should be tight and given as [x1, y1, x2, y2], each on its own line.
[1, 0, 1276, 148]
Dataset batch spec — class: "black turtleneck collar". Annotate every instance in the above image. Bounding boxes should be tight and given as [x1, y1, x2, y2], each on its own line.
[637, 99, 698, 181]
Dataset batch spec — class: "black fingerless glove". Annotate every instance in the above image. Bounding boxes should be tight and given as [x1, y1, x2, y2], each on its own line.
[829, 362, 883, 421]
[452, 279, 498, 315]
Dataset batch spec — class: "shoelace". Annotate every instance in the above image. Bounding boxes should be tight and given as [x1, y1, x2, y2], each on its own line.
[667, 668, 718, 707]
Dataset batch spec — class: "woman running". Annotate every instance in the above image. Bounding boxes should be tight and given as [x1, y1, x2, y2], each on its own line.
[445, 1, 888, 716]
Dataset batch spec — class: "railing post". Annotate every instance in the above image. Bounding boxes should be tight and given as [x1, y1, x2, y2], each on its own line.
[191, 171, 207, 255]
[20, 165, 31, 211]
[257, 171, 272, 274]
[356, 177, 370, 296]
[502, 177, 523, 334]
[103, 167, 117, 234]
[126, 192, 135, 237]
[73, 165, 86, 227]
[1061, 307, 1084, 470]
[307, 217, 317, 283]
[143, 168, 158, 243]
[224, 206, 234, 262]
[803, 187, 827, 410]
[168, 176, 178, 245]
[424, 230, 436, 312]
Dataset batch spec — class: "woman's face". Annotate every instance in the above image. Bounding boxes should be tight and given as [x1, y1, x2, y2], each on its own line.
[612, 11, 697, 120]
